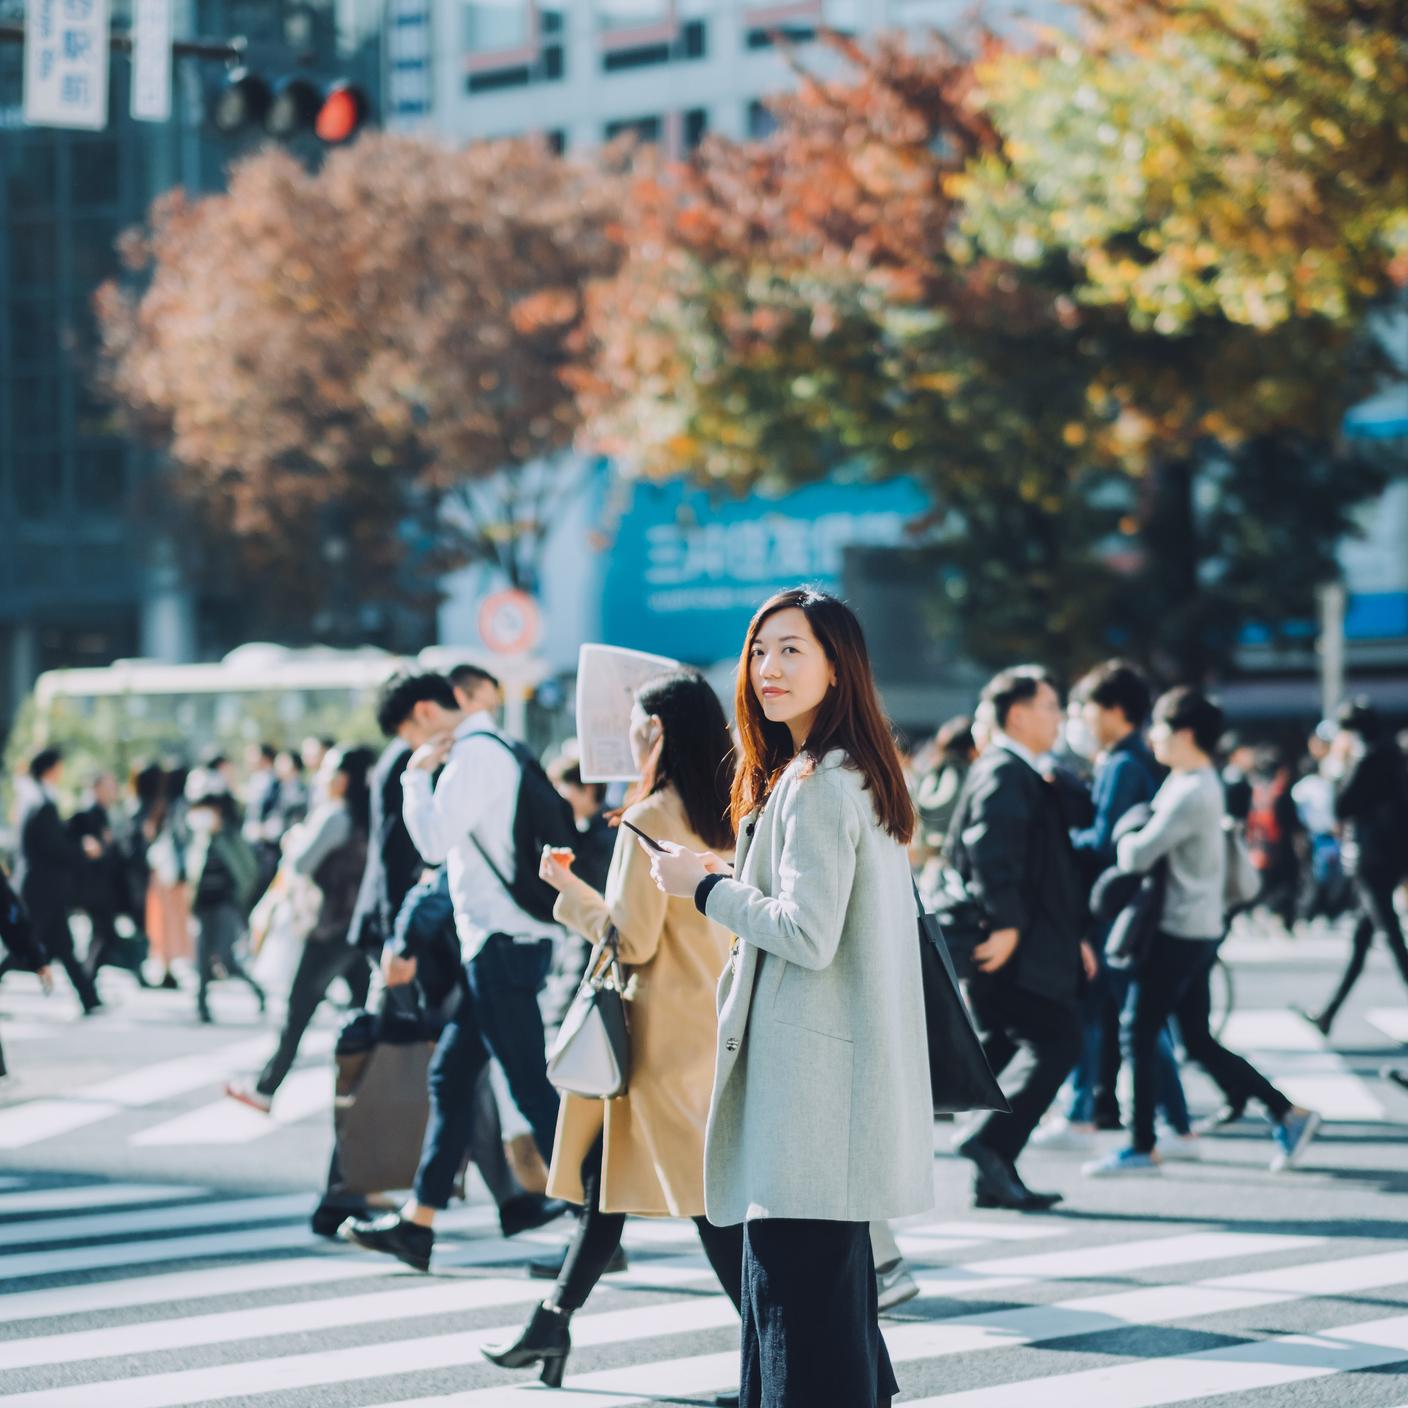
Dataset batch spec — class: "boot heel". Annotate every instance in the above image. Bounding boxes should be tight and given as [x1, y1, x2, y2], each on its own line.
[539, 1354, 566, 1388]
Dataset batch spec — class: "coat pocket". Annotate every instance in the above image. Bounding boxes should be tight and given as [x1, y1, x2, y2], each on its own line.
[762, 1021, 854, 1212]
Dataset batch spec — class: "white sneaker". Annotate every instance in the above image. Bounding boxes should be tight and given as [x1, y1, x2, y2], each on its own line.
[1159, 1133, 1203, 1162]
[1030, 1119, 1096, 1152]
[876, 1260, 920, 1313]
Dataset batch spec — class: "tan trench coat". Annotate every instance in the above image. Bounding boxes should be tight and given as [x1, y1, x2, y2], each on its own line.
[547, 786, 732, 1217]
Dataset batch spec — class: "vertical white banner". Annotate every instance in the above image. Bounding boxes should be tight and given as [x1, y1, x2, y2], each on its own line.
[131, 0, 172, 122]
[24, 0, 111, 131]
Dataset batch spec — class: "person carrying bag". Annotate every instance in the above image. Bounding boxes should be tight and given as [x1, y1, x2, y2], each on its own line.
[483, 669, 744, 1403]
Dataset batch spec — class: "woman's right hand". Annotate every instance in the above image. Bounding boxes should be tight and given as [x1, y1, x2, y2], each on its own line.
[538, 846, 579, 894]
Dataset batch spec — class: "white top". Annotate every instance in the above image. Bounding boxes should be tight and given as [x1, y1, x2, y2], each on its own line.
[1292, 771, 1336, 836]
[993, 732, 1042, 773]
[400, 711, 560, 960]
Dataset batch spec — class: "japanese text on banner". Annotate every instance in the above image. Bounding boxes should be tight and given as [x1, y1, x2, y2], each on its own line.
[23, 0, 111, 131]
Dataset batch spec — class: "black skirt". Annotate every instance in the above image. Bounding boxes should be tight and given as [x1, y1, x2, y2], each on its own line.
[740, 1217, 899, 1408]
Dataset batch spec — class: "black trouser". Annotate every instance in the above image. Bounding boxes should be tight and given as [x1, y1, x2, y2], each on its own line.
[966, 976, 1081, 1161]
[82, 907, 147, 982]
[257, 941, 369, 1097]
[1126, 932, 1292, 1152]
[412, 935, 559, 1209]
[740, 1218, 897, 1408]
[27, 912, 101, 1012]
[1321, 872, 1408, 1026]
[194, 903, 264, 1015]
[554, 1133, 744, 1314]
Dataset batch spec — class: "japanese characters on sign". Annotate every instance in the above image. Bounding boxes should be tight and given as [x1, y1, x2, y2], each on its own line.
[23, 0, 111, 131]
[131, 0, 171, 123]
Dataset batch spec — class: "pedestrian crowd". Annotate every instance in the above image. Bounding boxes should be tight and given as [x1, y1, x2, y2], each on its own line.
[3, 591, 1408, 1406]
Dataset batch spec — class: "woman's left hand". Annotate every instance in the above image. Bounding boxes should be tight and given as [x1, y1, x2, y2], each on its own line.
[540, 846, 592, 900]
[643, 839, 712, 898]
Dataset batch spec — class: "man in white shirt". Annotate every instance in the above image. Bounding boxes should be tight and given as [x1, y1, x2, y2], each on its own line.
[343, 669, 566, 1271]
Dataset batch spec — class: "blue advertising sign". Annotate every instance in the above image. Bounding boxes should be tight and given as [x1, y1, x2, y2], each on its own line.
[596, 472, 933, 663]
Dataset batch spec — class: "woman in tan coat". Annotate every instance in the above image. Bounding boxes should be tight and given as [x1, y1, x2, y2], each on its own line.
[483, 669, 742, 1398]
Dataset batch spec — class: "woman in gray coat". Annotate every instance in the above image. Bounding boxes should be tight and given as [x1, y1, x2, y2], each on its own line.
[649, 588, 933, 1408]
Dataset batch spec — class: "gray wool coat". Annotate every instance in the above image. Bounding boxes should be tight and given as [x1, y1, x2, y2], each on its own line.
[700, 750, 935, 1226]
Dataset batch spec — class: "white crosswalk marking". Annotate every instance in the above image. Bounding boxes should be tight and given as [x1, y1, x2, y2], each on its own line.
[1369, 1008, 1408, 1043]
[0, 1031, 336, 1149]
[0, 1176, 1404, 1408]
[905, 1313, 1408, 1406]
[1221, 1009, 1387, 1121]
[0, 1182, 206, 1216]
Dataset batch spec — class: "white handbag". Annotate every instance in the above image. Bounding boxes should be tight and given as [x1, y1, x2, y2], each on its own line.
[546, 927, 632, 1099]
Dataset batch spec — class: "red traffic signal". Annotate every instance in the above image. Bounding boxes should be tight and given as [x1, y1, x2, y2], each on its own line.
[315, 84, 368, 145]
[211, 71, 370, 145]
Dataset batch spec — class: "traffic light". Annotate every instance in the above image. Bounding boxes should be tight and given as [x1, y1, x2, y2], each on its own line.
[211, 67, 370, 144]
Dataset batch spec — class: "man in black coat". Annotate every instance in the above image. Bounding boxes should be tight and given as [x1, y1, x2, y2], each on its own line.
[947, 666, 1091, 1210]
[71, 772, 152, 987]
[7, 749, 103, 1014]
[1299, 698, 1408, 1034]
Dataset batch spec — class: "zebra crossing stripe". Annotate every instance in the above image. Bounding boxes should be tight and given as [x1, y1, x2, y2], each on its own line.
[384, 1252, 1408, 1407]
[0, 1184, 208, 1217]
[0, 1193, 310, 1250]
[130, 1066, 331, 1145]
[0, 1224, 317, 1281]
[0, 1268, 701, 1372]
[904, 1311, 1408, 1407]
[1368, 1008, 1408, 1043]
[1221, 1009, 1386, 1121]
[0, 1294, 740, 1407]
[0, 1100, 123, 1149]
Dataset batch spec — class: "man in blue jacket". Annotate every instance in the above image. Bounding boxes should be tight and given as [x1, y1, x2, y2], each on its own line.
[1042, 661, 1166, 1146]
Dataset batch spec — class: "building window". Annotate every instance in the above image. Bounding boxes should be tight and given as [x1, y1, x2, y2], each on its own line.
[545, 129, 567, 154]
[9, 301, 61, 365]
[14, 451, 65, 523]
[464, 0, 536, 61]
[76, 446, 129, 514]
[464, 6, 565, 90]
[9, 374, 60, 444]
[683, 107, 708, 151]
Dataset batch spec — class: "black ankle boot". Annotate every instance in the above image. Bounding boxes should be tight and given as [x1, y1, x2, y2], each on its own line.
[481, 1302, 571, 1387]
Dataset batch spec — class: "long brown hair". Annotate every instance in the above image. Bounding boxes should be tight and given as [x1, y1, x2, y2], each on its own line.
[730, 588, 915, 843]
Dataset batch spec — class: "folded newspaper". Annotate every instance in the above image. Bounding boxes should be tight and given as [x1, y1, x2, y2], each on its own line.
[576, 644, 681, 782]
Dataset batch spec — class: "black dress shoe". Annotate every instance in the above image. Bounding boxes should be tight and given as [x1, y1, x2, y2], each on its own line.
[1092, 1111, 1124, 1132]
[500, 1194, 572, 1239]
[958, 1136, 1062, 1211]
[528, 1244, 628, 1280]
[311, 1200, 373, 1239]
[482, 1302, 571, 1387]
[339, 1213, 433, 1272]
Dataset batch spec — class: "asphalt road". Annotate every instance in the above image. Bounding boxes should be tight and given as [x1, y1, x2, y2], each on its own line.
[1, 919, 1406, 1407]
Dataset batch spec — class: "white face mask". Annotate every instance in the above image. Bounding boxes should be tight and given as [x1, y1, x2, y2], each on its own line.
[1063, 716, 1097, 761]
[187, 810, 216, 835]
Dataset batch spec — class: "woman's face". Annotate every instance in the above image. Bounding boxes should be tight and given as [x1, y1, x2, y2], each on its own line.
[749, 607, 836, 742]
[629, 699, 662, 774]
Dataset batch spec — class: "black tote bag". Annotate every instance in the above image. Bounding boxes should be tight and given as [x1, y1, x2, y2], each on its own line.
[914, 882, 1011, 1115]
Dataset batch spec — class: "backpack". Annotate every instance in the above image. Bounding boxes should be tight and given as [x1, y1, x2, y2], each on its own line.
[467, 732, 579, 925]
[1223, 818, 1259, 912]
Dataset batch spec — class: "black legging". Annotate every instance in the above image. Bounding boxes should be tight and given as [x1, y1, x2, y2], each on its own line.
[554, 1133, 744, 1314]
[1320, 872, 1408, 1027]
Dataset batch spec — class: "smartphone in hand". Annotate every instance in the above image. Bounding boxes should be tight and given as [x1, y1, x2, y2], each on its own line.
[621, 818, 668, 853]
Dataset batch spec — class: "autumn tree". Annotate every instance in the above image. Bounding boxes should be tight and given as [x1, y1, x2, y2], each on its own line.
[580, 14, 1404, 678]
[98, 134, 621, 643]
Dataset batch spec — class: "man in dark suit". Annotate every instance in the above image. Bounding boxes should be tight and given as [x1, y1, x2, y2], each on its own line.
[72, 772, 152, 988]
[948, 666, 1091, 1210]
[9, 748, 103, 1014]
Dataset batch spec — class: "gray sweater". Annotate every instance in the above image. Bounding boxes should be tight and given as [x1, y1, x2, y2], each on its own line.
[1116, 766, 1227, 940]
